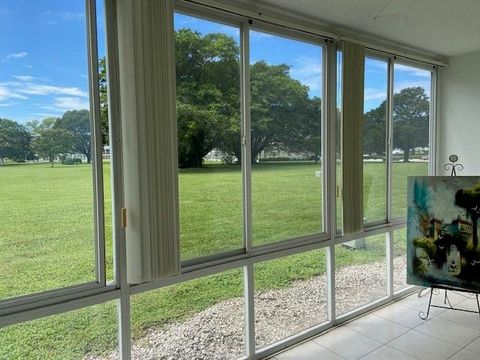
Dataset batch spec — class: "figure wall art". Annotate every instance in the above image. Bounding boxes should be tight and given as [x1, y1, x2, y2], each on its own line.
[407, 176, 480, 291]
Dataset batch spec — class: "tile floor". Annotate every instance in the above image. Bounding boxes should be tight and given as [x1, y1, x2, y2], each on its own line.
[272, 290, 480, 360]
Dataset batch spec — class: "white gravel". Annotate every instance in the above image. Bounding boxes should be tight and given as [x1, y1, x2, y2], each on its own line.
[88, 255, 407, 360]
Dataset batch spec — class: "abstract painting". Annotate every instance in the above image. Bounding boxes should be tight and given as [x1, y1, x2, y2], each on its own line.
[407, 176, 480, 291]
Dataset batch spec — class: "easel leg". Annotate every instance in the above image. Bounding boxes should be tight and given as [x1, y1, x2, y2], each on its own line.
[419, 287, 434, 320]
[476, 294, 480, 318]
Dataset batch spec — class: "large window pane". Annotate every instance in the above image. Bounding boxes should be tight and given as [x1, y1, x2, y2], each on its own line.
[336, 234, 387, 315]
[0, 301, 118, 360]
[336, 50, 343, 231]
[254, 249, 328, 348]
[0, 0, 103, 299]
[391, 63, 431, 219]
[363, 57, 388, 223]
[174, 13, 242, 259]
[131, 269, 245, 359]
[250, 29, 324, 246]
[393, 228, 409, 293]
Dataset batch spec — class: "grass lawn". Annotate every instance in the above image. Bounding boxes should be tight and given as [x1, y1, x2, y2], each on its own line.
[0, 161, 425, 359]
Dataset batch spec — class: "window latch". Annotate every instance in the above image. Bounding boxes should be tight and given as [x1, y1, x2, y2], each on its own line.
[121, 208, 127, 228]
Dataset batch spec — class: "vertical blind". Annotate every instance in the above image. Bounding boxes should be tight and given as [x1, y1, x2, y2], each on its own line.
[117, 0, 180, 284]
[341, 41, 365, 235]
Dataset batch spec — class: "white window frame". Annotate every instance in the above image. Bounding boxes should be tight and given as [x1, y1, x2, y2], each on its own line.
[0, 0, 113, 317]
[0, 2, 440, 360]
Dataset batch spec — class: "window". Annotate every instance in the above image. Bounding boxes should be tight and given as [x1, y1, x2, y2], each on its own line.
[363, 57, 388, 224]
[336, 234, 387, 315]
[254, 249, 328, 348]
[174, 13, 243, 260]
[131, 269, 245, 359]
[1, 2, 438, 360]
[0, 301, 118, 359]
[391, 63, 431, 219]
[250, 28, 324, 246]
[0, 0, 108, 300]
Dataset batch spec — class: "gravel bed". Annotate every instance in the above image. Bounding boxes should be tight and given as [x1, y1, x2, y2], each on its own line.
[88, 255, 407, 360]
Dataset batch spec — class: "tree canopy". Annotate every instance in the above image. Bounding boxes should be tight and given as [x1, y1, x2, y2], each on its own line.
[31, 119, 74, 167]
[55, 110, 92, 163]
[0, 118, 30, 164]
[363, 87, 430, 161]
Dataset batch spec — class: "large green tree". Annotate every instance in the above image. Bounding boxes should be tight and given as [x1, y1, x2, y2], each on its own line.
[31, 118, 73, 167]
[99, 57, 109, 146]
[55, 110, 92, 163]
[175, 29, 240, 168]
[248, 61, 315, 163]
[0, 118, 31, 164]
[363, 87, 429, 161]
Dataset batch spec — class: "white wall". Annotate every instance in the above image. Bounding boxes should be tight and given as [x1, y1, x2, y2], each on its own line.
[438, 50, 480, 175]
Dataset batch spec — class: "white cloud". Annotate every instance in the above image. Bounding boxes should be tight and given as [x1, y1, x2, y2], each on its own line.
[395, 64, 431, 78]
[0, 85, 28, 101]
[34, 112, 62, 118]
[43, 11, 84, 21]
[364, 87, 387, 101]
[250, 31, 274, 40]
[394, 80, 431, 96]
[6, 51, 27, 59]
[52, 97, 90, 110]
[0, 81, 88, 98]
[13, 75, 35, 81]
[290, 56, 322, 93]
[18, 83, 87, 97]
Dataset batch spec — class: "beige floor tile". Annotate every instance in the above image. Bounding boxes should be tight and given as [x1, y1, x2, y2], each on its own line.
[313, 326, 381, 360]
[359, 345, 417, 360]
[346, 313, 409, 343]
[373, 302, 428, 328]
[448, 349, 480, 360]
[276, 341, 345, 360]
[415, 316, 480, 347]
[465, 336, 480, 354]
[388, 329, 460, 360]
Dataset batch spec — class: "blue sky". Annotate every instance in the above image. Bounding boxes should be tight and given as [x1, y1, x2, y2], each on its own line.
[0, 4, 430, 123]
[0, 0, 106, 123]
[175, 12, 431, 112]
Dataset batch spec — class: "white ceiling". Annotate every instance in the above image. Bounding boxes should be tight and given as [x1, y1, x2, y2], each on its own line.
[216, 0, 480, 57]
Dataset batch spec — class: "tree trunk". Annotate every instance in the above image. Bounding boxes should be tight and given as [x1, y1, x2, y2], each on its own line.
[403, 148, 410, 162]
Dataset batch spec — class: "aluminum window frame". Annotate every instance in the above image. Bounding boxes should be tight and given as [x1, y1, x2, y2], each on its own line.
[175, 3, 331, 267]
[0, 0, 111, 316]
[1, 1, 438, 359]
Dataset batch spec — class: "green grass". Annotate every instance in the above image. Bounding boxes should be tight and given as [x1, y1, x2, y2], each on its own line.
[0, 161, 425, 359]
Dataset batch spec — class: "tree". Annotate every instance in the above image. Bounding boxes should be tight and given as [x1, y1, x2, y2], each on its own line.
[363, 103, 386, 157]
[0, 118, 31, 165]
[393, 87, 429, 162]
[55, 110, 92, 163]
[31, 128, 73, 167]
[286, 96, 322, 162]
[455, 184, 480, 249]
[363, 87, 429, 161]
[248, 61, 313, 162]
[175, 29, 240, 168]
[99, 57, 109, 146]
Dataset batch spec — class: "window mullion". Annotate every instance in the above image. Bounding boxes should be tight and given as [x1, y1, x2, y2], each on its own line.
[241, 21, 252, 253]
[86, 0, 106, 286]
[386, 57, 394, 223]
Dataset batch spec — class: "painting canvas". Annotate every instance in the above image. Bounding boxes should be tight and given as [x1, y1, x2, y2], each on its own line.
[407, 176, 480, 291]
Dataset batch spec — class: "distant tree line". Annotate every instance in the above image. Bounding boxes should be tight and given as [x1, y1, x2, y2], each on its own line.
[0, 110, 91, 167]
[0, 29, 429, 168]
